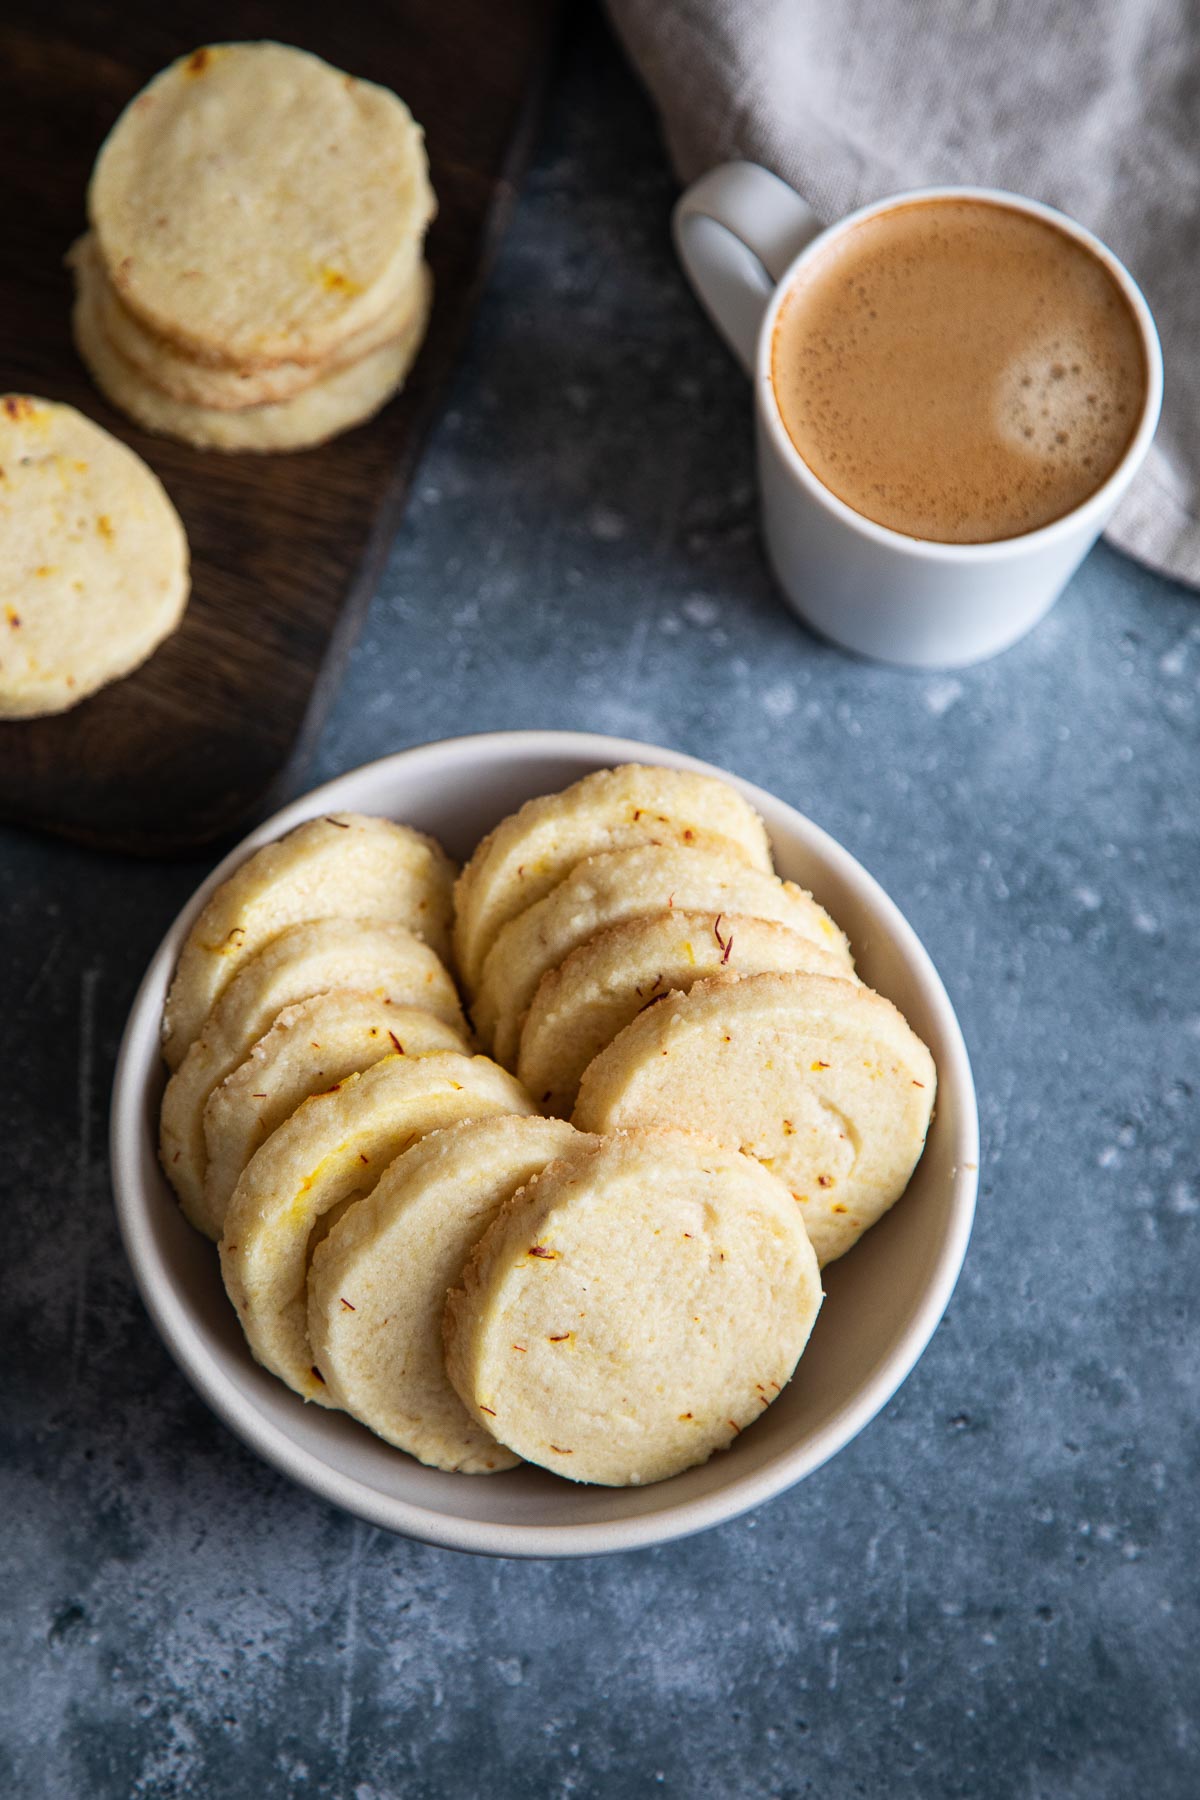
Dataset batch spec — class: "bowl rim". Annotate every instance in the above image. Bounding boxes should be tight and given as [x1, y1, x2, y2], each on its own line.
[110, 728, 979, 1558]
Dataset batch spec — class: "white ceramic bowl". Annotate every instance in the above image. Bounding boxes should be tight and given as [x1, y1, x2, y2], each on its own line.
[111, 731, 978, 1557]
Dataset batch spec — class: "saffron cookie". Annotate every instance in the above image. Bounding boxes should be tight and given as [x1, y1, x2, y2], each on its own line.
[443, 1129, 823, 1487]
[160, 918, 464, 1238]
[0, 394, 188, 718]
[161, 811, 454, 1069]
[453, 765, 774, 994]
[519, 911, 851, 1118]
[474, 837, 852, 1065]
[70, 232, 425, 411]
[573, 971, 936, 1266]
[74, 268, 431, 452]
[221, 1051, 534, 1403]
[88, 42, 436, 369]
[308, 1115, 591, 1472]
[202, 991, 468, 1231]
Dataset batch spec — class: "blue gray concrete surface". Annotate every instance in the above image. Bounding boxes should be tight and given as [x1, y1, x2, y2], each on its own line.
[2, 10, 1197, 1796]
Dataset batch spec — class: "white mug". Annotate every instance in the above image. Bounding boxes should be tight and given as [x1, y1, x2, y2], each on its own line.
[673, 164, 1164, 668]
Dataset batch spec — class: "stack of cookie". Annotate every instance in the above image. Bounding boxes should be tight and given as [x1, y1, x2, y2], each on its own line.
[71, 42, 435, 453]
[455, 763, 935, 1269]
[158, 812, 534, 1434]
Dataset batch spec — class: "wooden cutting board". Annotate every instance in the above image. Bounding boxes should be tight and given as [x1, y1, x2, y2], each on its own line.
[0, 0, 557, 854]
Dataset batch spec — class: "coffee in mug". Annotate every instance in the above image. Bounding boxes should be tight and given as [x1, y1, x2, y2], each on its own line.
[769, 197, 1148, 544]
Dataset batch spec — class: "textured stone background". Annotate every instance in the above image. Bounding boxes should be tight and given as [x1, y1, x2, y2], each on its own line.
[2, 10, 1197, 1797]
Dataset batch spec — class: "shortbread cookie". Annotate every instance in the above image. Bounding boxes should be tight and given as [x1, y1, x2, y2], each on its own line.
[162, 812, 454, 1069]
[475, 838, 852, 1064]
[454, 766, 774, 993]
[443, 1129, 822, 1486]
[89, 42, 436, 368]
[519, 912, 851, 1117]
[574, 972, 936, 1266]
[160, 919, 464, 1238]
[221, 1051, 533, 1402]
[202, 991, 467, 1232]
[74, 268, 431, 451]
[0, 394, 188, 718]
[309, 1115, 590, 1471]
[70, 232, 425, 410]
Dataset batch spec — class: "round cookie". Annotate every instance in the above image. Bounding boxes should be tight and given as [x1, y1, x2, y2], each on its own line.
[0, 394, 188, 718]
[160, 919, 465, 1238]
[474, 838, 852, 1064]
[74, 269, 431, 452]
[453, 765, 774, 994]
[88, 42, 436, 368]
[519, 911, 852, 1117]
[309, 1115, 592, 1472]
[443, 1129, 823, 1487]
[202, 991, 468, 1231]
[221, 1051, 534, 1403]
[70, 232, 425, 410]
[573, 971, 936, 1266]
[161, 811, 455, 1069]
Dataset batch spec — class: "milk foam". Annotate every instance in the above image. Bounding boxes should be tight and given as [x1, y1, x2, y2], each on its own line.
[771, 200, 1146, 544]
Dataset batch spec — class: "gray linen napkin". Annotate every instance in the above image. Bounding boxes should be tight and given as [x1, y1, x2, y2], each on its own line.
[608, 0, 1199, 587]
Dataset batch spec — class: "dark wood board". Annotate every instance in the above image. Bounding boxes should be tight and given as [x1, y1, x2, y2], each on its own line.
[0, 0, 558, 855]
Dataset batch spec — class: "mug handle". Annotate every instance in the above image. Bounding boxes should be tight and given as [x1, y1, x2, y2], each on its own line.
[672, 162, 825, 373]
